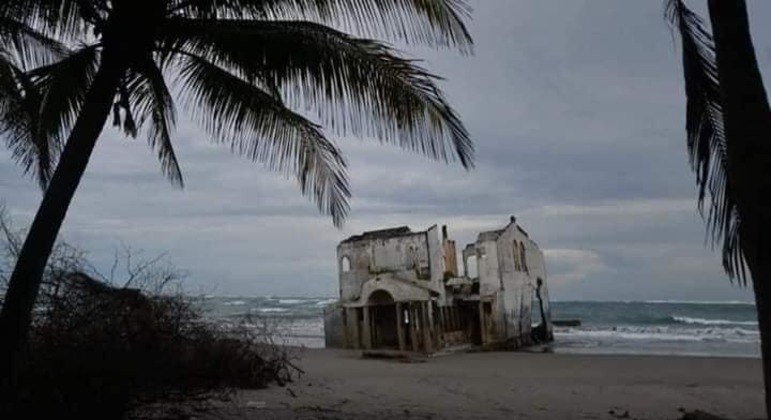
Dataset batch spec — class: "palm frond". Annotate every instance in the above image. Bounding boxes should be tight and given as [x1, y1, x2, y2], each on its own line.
[667, 0, 746, 284]
[125, 56, 184, 187]
[175, 54, 350, 225]
[0, 44, 100, 189]
[0, 57, 52, 188]
[31, 44, 100, 162]
[161, 19, 473, 169]
[169, 0, 473, 51]
[0, 0, 98, 42]
[0, 16, 67, 69]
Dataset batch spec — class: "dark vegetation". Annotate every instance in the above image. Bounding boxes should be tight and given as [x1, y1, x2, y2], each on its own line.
[0, 210, 300, 418]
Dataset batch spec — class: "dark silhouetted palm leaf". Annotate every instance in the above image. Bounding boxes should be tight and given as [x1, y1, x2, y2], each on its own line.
[1, 0, 474, 226]
[667, 0, 746, 284]
[169, 0, 473, 51]
[0, 16, 68, 188]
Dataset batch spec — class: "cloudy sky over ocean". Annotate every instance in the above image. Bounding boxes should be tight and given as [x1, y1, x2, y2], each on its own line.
[3, 1, 771, 300]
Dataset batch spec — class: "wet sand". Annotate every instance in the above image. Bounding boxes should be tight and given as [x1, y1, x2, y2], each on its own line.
[208, 348, 765, 419]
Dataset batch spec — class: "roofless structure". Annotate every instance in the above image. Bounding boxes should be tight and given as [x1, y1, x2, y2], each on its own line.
[324, 217, 553, 353]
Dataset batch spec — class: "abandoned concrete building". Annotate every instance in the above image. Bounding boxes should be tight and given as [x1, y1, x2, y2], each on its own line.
[323, 217, 553, 353]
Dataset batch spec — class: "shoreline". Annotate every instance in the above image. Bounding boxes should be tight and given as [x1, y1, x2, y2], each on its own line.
[204, 348, 765, 419]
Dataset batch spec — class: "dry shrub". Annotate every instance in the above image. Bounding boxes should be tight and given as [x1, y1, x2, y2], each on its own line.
[0, 209, 300, 418]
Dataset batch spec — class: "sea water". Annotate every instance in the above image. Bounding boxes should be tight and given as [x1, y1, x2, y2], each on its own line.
[197, 297, 760, 358]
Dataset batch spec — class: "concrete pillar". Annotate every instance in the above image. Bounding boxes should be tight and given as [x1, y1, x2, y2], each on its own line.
[396, 302, 406, 351]
[409, 303, 420, 352]
[452, 306, 460, 331]
[422, 301, 433, 353]
[479, 302, 486, 345]
[345, 308, 359, 349]
[429, 302, 440, 350]
[362, 306, 372, 349]
[438, 306, 446, 333]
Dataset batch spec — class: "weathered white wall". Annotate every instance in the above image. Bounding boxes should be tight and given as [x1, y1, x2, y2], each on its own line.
[370, 234, 430, 274]
[495, 223, 550, 342]
[337, 231, 436, 304]
[337, 240, 373, 302]
[426, 225, 446, 302]
[477, 240, 501, 296]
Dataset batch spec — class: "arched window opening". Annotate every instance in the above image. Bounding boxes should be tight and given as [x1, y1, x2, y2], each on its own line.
[341, 256, 351, 273]
[512, 241, 521, 271]
[520, 244, 528, 272]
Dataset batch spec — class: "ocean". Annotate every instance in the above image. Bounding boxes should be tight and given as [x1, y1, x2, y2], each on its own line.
[196, 297, 760, 358]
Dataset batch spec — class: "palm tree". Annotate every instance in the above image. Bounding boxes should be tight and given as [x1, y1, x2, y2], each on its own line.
[0, 0, 474, 391]
[668, 0, 771, 414]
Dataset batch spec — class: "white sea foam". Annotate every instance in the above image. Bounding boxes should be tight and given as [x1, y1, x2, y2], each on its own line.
[555, 325, 759, 344]
[551, 300, 754, 305]
[315, 298, 337, 306]
[223, 300, 247, 306]
[644, 300, 755, 305]
[671, 315, 758, 326]
[255, 307, 287, 313]
[277, 299, 304, 305]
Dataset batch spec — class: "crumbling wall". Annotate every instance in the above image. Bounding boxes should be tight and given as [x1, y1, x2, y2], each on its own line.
[523, 238, 552, 337]
[370, 234, 430, 276]
[477, 240, 501, 296]
[337, 231, 434, 303]
[495, 222, 543, 345]
[426, 225, 446, 301]
[443, 240, 458, 276]
[337, 241, 373, 302]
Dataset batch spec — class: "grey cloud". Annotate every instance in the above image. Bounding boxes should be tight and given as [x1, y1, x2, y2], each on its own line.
[2, 0, 769, 301]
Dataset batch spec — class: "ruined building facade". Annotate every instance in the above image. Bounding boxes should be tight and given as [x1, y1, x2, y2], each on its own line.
[324, 218, 553, 353]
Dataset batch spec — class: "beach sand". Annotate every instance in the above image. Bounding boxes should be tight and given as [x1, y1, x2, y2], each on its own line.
[206, 349, 765, 419]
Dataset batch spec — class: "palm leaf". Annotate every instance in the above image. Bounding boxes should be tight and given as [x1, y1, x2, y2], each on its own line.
[125, 56, 185, 187]
[0, 0, 103, 41]
[31, 44, 100, 163]
[667, 0, 746, 283]
[0, 16, 66, 69]
[174, 54, 350, 225]
[0, 44, 99, 189]
[0, 56, 52, 188]
[161, 19, 473, 168]
[169, 0, 473, 51]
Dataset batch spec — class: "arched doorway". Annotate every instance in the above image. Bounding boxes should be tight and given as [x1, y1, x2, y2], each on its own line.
[368, 290, 399, 349]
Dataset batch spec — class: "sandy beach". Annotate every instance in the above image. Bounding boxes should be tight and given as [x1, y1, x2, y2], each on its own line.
[204, 349, 765, 419]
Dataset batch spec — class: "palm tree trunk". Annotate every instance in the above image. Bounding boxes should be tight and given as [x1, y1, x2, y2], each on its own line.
[708, 0, 771, 415]
[0, 57, 122, 399]
[749, 258, 771, 417]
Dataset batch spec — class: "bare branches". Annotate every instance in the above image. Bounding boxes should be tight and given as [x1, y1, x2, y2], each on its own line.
[0, 210, 301, 417]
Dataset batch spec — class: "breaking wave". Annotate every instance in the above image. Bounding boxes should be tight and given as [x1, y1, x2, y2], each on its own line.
[255, 307, 287, 313]
[276, 299, 305, 305]
[555, 325, 759, 344]
[671, 315, 757, 327]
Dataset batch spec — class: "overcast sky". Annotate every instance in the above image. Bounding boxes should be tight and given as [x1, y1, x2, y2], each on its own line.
[3, 1, 771, 301]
